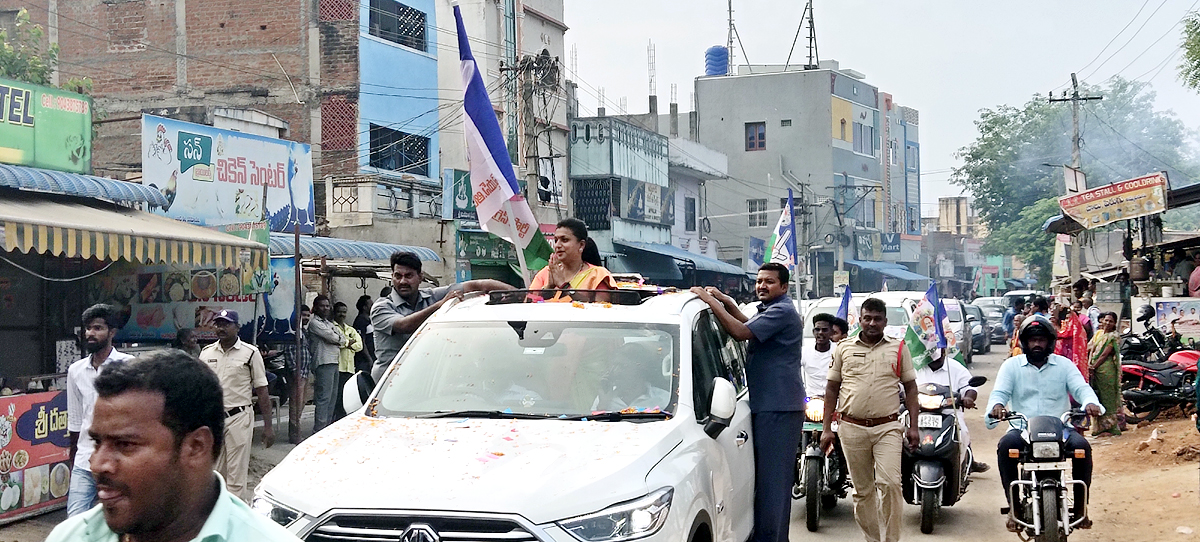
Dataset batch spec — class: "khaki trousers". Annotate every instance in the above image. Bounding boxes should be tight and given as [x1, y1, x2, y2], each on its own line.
[215, 407, 253, 501]
[838, 419, 904, 542]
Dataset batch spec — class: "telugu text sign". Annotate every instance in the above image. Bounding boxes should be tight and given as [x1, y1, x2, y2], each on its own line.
[0, 391, 71, 525]
[1058, 172, 1168, 229]
[142, 115, 315, 234]
[0, 77, 92, 174]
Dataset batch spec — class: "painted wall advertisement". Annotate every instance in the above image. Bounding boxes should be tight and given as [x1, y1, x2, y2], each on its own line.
[0, 77, 93, 175]
[0, 391, 71, 525]
[141, 115, 315, 234]
[1058, 172, 1168, 229]
[86, 261, 256, 342]
[621, 178, 675, 226]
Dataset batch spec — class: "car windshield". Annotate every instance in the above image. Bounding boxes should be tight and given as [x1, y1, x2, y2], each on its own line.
[945, 303, 963, 322]
[804, 305, 909, 337]
[374, 321, 679, 417]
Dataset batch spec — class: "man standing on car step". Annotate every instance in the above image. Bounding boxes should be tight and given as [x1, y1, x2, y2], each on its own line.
[691, 262, 805, 542]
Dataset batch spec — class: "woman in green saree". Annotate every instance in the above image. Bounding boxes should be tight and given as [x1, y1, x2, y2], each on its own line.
[1087, 311, 1124, 436]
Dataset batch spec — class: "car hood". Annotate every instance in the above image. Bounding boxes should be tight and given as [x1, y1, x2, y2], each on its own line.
[258, 414, 684, 524]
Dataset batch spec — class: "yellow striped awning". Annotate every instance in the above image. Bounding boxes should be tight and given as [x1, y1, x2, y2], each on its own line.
[0, 191, 267, 271]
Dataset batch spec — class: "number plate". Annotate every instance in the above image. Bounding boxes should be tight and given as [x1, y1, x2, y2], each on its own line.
[917, 413, 942, 429]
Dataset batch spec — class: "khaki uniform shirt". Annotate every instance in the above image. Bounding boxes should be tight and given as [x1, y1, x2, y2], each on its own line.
[828, 334, 916, 419]
[200, 339, 268, 409]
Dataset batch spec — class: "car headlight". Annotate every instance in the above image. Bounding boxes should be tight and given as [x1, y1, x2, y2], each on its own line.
[251, 493, 300, 527]
[805, 398, 824, 422]
[917, 393, 945, 410]
[559, 487, 673, 542]
[1031, 442, 1060, 459]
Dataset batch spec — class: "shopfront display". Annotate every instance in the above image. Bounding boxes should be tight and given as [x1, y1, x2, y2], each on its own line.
[0, 391, 70, 525]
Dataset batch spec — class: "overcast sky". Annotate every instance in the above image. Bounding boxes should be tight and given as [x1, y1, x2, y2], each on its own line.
[562, 0, 1200, 216]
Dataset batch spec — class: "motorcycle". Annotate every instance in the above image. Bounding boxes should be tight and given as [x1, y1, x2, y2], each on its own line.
[901, 375, 987, 534]
[1119, 306, 1170, 366]
[1122, 363, 1196, 423]
[792, 396, 850, 532]
[992, 410, 1090, 542]
[261, 347, 292, 405]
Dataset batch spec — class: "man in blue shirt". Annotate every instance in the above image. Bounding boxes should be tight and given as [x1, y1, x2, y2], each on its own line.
[692, 262, 804, 542]
[987, 315, 1102, 532]
[1001, 300, 1019, 343]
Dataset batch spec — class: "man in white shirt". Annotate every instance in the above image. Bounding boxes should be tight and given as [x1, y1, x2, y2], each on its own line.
[914, 354, 988, 472]
[801, 313, 848, 397]
[66, 304, 134, 516]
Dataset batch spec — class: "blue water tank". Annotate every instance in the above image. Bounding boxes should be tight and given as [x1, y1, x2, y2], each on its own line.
[704, 46, 729, 76]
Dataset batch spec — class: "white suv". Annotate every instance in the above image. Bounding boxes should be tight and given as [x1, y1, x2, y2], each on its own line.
[252, 289, 757, 542]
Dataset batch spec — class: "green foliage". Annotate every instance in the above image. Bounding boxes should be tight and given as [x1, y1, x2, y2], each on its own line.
[0, 9, 58, 86]
[1180, 12, 1200, 92]
[953, 77, 1200, 280]
[981, 197, 1061, 289]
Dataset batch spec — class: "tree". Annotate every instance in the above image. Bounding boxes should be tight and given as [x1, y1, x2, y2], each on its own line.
[953, 77, 1200, 279]
[981, 197, 1060, 289]
[0, 9, 58, 85]
[1180, 12, 1200, 92]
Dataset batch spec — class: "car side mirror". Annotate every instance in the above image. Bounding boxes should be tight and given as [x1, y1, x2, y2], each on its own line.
[968, 375, 987, 388]
[966, 315, 977, 322]
[705, 378, 737, 439]
[342, 371, 376, 414]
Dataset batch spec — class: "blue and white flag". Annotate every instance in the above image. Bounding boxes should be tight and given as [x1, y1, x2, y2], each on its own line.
[764, 189, 797, 269]
[455, 6, 539, 250]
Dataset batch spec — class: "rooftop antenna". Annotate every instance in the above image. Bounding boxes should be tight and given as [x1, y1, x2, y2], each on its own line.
[648, 40, 657, 96]
[784, 0, 820, 71]
[727, 0, 734, 74]
[570, 44, 578, 75]
[619, 96, 628, 114]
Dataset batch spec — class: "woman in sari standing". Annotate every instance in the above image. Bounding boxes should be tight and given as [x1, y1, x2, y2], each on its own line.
[1055, 305, 1090, 381]
[529, 218, 615, 300]
[1088, 312, 1124, 436]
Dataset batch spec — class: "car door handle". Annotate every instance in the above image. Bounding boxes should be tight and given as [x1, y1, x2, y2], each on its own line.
[735, 431, 749, 447]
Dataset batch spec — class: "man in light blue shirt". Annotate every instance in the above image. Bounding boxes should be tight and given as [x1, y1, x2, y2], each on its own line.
[986, 315, 1101, 532]
[47, 350, 299, 542]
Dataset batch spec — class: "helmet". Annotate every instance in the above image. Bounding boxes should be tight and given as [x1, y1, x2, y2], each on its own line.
[1136, 304, 1155, 323]
[1018, 314, 1058, 354]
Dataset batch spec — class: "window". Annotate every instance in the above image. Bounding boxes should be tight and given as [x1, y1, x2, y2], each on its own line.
[692, 311, 736, 420]
[747, 199, 768, 228]
[853, 122, 875, 155]
[369, 0, 427, 51]
[863, 196, 876, 228]
[685, 197, 697, 232]
[780, 119, 792, 127]
[745, 122, 766, 151]
[369, 124, 430, 177]
[906, 144, 919, 172]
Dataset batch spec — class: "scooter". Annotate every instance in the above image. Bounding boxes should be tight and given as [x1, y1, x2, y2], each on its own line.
[901, 375, 987, 534]
[992, 409, 1090, 542]
[792, 396, 850, 532]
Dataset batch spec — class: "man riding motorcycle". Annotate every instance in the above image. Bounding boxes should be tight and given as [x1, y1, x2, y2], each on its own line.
[986, 315, 1102, 532]
[915, 353, 989, 473]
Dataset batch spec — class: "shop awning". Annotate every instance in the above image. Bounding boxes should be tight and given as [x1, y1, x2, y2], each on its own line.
[614, 241, 745, 275]
[268, 233, 440, 262]
[844, 259, 931, 282]
[0, 164, 170, 206]
[0, 191, 267, 270]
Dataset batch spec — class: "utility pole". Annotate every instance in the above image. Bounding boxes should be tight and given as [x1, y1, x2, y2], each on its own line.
[727, 0, 735, 74]
[1049, 73, 1101, 285]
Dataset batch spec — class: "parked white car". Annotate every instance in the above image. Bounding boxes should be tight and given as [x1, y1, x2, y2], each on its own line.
[252, 289, 757, 542]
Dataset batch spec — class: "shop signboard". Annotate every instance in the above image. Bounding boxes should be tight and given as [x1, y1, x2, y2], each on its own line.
[0, 77, 92, 175]
[963, 239, 985, 267]
[141, 115, 315, 234]
[442, 168, 478, 224]
[1058, 172, 1168, 229]
[881, 233, 901, 253]
[260, 256, 300, 342]
[744, 236, 766, 271]
[0, 391, 71, 524]
[1153, 298, 1200, 343]
[620, 178, 675, 226]
[458, 230, 517, 264]
[88, 261, 257, 342]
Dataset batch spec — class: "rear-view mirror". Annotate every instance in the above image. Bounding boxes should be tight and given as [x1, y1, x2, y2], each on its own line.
[342, 371, 376, 414]
[705, 378, 737, 438]
[967, 375, 987, 388]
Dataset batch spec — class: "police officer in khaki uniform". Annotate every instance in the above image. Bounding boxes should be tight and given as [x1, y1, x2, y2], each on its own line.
[820, 298, 919, 542]
[198, 309, 274, 500]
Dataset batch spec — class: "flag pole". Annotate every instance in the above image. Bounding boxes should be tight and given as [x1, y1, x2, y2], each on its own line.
[504, 199, 531, 287]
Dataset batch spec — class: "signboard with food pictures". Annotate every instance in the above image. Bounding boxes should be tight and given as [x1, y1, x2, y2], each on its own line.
[0, 391, 71, 525]
[87, 261, 256, 342]
[141, 115, 315, 234]
[1058, 172, 1168, 229]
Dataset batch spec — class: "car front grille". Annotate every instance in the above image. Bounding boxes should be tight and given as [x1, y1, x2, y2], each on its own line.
[305, 514, 541, 542]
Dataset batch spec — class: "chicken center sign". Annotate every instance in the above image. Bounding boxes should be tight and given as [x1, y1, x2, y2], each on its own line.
[141, 115, 315, 234]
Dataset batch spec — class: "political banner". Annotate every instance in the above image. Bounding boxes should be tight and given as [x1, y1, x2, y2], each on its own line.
[904, 282, 964, 370]
[141, 115, 315, 234]
[1058, 172, 1168, 229]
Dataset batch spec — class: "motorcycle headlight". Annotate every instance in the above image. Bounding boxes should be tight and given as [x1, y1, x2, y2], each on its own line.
[559, 487, 673, 542]
[805, 398, 825, 422]
[251, 493, 300, 527]
[1031, 442, 1061, 459]
[917, 393, 945, 410]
